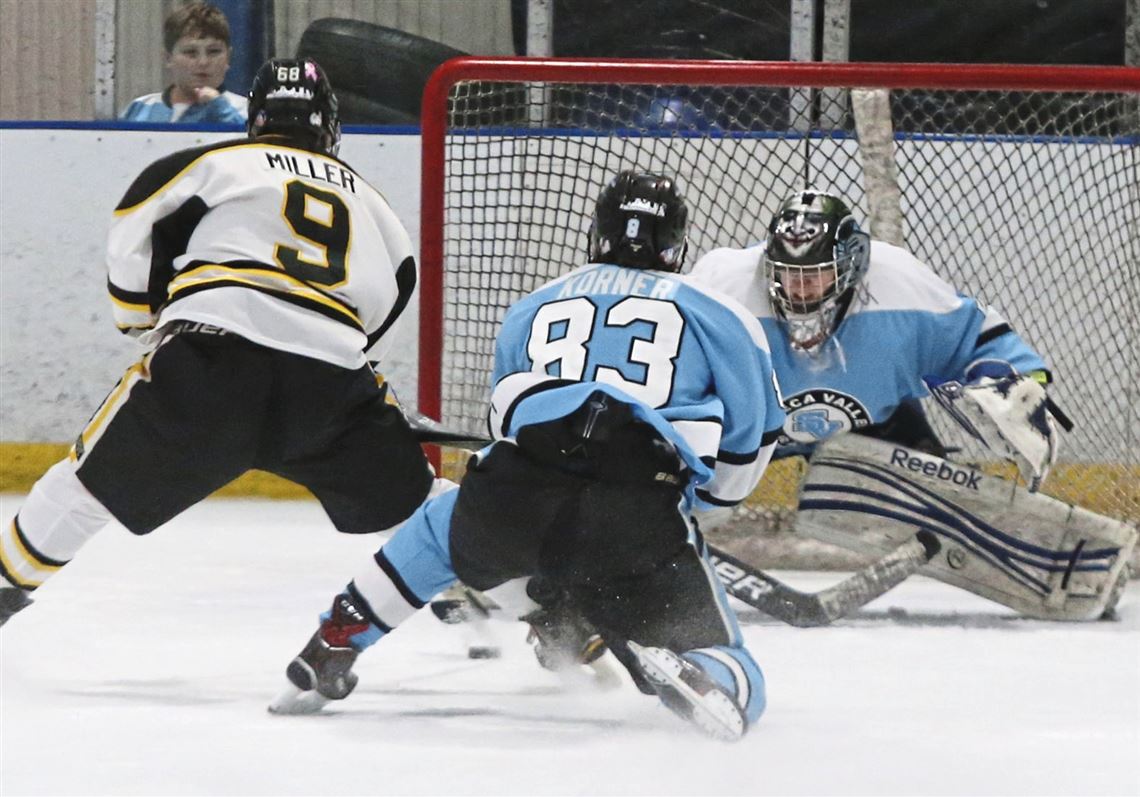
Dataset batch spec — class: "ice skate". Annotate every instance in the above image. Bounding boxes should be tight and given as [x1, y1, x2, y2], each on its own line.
[429, 582, 498, 625]
[0, 586, 33, 628]
[429, 583, 504, 659]
[629, 641, 747, 742]
[269, 594, 374, 715]
[521, 604, 623, 689]
[521, 604, 607, 671]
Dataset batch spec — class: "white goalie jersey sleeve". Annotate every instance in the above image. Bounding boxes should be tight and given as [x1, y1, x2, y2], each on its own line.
[106, 139, 417, 369]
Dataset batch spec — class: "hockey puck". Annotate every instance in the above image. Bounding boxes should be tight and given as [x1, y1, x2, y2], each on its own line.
[467, 646, 501, 659]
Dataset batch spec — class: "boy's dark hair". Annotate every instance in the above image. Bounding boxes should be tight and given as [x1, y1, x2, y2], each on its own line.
[164, 2, 231, 52]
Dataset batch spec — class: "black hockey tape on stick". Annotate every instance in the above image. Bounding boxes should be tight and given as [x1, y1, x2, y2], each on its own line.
[707, 530, 940, 627]
[403, 407, 493, 449]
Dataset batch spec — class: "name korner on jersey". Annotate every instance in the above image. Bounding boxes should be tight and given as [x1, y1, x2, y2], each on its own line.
[106, 139, 416, 369]
[689, 241, 1046, 446]
[488, 262, 787, 511]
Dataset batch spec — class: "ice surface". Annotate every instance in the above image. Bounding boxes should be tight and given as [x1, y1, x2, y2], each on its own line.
[2, 495, 1137, 796]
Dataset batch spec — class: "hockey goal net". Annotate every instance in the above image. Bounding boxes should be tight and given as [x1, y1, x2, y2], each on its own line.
[418, 58, 1139, 559]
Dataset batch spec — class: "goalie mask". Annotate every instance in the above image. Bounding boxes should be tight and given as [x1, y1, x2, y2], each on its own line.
[764, 190, 870, 352]
[588, 171, 689, 272]
[248, 58, 341, 156]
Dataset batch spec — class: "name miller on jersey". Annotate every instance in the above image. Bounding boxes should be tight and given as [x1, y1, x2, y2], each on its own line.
[265, 151, 357, 193]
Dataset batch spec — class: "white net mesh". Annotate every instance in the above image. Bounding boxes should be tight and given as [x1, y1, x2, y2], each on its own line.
[425, 66, 1139, 558]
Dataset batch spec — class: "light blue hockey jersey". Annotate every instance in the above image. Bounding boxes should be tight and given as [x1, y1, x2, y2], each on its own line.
[689, 240, 1048, 447]
[120, 87, 247, 124]
[488, 262, 786, 509]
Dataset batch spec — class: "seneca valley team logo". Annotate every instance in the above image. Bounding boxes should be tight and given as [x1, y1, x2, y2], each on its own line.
[781, 389, 871, 443]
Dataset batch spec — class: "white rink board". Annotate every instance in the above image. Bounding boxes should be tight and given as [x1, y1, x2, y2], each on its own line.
[1, 494, 1138, 797]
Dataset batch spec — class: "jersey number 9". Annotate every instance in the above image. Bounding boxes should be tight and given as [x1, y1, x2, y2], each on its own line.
[274, 180, 351, 287]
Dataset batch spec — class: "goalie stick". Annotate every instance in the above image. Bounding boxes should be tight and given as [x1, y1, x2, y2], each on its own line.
[706, 531, 941, 628]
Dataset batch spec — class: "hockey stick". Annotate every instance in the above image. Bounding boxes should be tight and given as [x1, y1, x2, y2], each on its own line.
[397, 408, 940, 627]
[402, 408, 492, 449]
[706, 530, 940, 627]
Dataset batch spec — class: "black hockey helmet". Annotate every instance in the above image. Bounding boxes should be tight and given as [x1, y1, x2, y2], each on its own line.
[764, 189, 870, 350]
[588, 170, 689, 272]
[247, 58, 341, 156]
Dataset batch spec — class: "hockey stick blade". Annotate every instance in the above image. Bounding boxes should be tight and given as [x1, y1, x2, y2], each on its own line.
[403, 408, 493, 449]
[708, 530, 940, 627]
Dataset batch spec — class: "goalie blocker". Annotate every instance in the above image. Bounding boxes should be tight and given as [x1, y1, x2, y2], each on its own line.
[794, 435, 1136, 621]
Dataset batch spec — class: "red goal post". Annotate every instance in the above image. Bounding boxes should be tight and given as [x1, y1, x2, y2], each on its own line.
[418, 58, 1139, 533]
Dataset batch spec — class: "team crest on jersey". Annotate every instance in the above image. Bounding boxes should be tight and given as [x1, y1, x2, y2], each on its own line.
[781, 389, 871, 443]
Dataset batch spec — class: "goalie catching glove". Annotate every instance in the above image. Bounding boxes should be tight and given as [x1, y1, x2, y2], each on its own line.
[928, 368, 1065, 492]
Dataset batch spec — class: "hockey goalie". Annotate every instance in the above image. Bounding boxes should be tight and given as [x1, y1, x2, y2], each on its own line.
[689, 189, 1136, 621]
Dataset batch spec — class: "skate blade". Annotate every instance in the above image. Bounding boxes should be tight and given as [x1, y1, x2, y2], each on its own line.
[268, 683, 331, 715]
[545, 648, 625, 692]
[630, 642, 746, 742]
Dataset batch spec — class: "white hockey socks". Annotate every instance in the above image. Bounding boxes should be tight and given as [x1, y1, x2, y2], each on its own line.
[3, 458, 112, 590]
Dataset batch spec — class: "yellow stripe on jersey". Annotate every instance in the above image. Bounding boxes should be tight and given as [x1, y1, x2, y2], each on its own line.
[71, 354, 154, 462]
[108, 292, 151, 312]
[167, 264, 362, 328]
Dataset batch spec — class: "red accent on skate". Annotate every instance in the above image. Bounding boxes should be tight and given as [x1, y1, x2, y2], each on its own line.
[321, 622, 370, 647]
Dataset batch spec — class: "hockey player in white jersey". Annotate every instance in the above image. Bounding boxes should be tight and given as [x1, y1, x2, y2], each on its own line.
[270, 171, 786, 741]
[688, 190, 1135, 620]
[0, 58, 434, 627]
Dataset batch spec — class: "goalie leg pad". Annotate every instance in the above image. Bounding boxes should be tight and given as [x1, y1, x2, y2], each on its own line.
[795, 435, 1137, 621]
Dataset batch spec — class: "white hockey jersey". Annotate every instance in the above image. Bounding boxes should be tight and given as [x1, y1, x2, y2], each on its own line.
[106, 139, 416, 369]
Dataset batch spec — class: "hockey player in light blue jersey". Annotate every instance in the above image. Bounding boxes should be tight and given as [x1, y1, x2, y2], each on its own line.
[270, 171, 786, 741]
[689, 189, 1061, 491]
